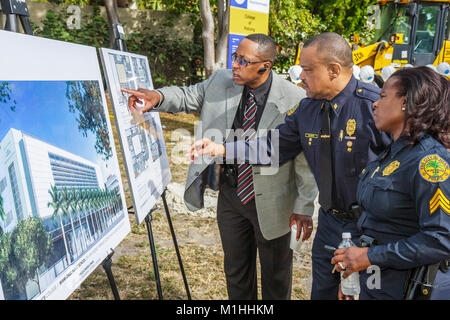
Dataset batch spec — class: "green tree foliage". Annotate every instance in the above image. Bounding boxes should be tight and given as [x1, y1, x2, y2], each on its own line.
[0, 217, 52, 299]
[270, 0, 377, 71]
[133, 0, 210, 84]
[269, 0, 324, 72]
[33, 0, 91, 5]
[33, 4, 110, 47]
[32, 3, 204, 86]
[31, 0, 377, 77]
[136, 0, 203, 13]
[0, 82, 17, 126]
[65, 81, 113, 161]
[308, 0, 377, 38]
[0, 82, 17, 111]
[127, 33, 204, 87]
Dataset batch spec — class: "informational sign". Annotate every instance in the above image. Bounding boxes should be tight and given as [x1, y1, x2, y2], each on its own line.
[99, 48, 171, 225]
[228, 0, 271, 69]
[0, 30, 130, 300]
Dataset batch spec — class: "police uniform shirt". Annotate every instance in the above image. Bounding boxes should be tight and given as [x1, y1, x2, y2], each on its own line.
[357, 134, 450, 270]
[276, 76, 392, 212]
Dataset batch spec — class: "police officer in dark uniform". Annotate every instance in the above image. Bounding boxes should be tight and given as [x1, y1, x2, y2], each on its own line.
[189, 32, 392, 300]
[332, 66, 450, 299]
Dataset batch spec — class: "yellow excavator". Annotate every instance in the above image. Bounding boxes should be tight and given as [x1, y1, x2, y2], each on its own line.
[293, 0, 450, 85]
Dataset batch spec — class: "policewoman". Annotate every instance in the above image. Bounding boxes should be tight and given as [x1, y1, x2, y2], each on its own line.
[332, 66, 450, 299]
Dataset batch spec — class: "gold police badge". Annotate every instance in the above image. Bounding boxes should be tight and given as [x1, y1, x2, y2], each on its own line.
[419, 154, 450, 183]
[346, 119, 356, 136]
[382, 161, 400, 176]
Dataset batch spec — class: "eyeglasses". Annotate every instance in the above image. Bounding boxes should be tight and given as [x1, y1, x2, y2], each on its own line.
[231, 52, 268, 67]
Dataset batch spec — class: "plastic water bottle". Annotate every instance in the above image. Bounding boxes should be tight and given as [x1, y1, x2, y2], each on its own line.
[338, 232, 361, 296]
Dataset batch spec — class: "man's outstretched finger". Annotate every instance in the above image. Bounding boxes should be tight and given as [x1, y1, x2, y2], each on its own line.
[121, 88, 141, 96]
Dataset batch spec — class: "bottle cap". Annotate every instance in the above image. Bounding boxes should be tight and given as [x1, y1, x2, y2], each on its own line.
[342, 232, 352, 239]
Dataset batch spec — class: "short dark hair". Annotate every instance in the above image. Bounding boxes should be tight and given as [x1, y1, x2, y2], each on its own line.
[245, 33, 277, 64]
[391, 66, 450, 148]
[303, 32, 353, 69]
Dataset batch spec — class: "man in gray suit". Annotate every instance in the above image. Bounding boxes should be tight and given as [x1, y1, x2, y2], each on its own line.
[122, 34, 317, 300]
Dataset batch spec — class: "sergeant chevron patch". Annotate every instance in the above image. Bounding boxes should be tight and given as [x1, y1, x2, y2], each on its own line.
[430, 188, 450, 215]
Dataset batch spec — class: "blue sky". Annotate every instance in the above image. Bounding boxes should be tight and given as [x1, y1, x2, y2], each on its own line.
[0, 81, 115, 173]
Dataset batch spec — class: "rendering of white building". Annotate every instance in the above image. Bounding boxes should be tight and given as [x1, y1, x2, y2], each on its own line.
[0, 128, 103, 233]
[0, 128, 123, 299]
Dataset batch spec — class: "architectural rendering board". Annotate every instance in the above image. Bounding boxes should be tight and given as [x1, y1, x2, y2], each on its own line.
[0, 31, 131, 300]
[100, 48, 171, 225]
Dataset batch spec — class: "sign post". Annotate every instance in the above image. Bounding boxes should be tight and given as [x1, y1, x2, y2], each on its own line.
[227, 0, 270, 69]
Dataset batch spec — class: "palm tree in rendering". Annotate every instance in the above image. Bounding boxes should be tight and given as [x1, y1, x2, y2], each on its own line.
[107, 190, 115, 222]
[84, 188, 94, 237]
[102, 189, 111, 228]
[0, 194, 6, 222]
[61, 187, 80, 259]
[80, 188, 94, 244]
[48, 185, 71, 264]
[111, 190, 120, 220]
[97, 189, 108, 230]
[70, 188, 87, 251]
[90, 188, 103, 235]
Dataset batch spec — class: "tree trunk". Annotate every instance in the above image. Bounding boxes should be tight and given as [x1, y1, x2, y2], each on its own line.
[199, 0, 216, 77]
[59, 213, 71, 264]
[215, 0, 230, 70]
[104, 0, 121, 49]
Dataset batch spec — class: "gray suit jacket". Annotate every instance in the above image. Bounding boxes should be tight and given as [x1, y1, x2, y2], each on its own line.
[156, 69, 317, 240]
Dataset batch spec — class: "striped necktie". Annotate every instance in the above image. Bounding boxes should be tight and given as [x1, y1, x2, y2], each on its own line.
[237, 89, 257, 205]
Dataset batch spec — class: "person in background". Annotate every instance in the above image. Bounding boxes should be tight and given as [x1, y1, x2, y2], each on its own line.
[332, 66, 450, 300]
[122, 34, 317, 300]
[187, 32, 392, 299]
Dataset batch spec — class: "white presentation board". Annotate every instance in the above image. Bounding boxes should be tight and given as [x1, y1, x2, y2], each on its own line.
[99, 48, 171, 225]
[0, 30, 131, 300]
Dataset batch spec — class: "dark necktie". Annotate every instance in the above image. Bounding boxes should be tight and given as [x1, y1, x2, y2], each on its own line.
[237, 89, 257, 205]
[319, 102, 333, 212]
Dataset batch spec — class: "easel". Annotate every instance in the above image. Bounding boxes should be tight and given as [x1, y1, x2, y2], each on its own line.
[112, 23, 127, 52]
[102, 249, 121, 300]
[97, 22, 131, 301]
[107, 24, 191, 300]
[144, 189, 191, 300]
[1, 0, 33, 34]
[1, 1, 191, 299]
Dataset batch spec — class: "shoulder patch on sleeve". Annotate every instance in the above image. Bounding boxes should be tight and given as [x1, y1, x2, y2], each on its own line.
[287, 103, 299, 116]
[430, 188, 450, 215]
[419, 154, 450, 183]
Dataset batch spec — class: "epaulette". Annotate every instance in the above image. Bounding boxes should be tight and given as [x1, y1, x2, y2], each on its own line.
[355, 81, 381, 102]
